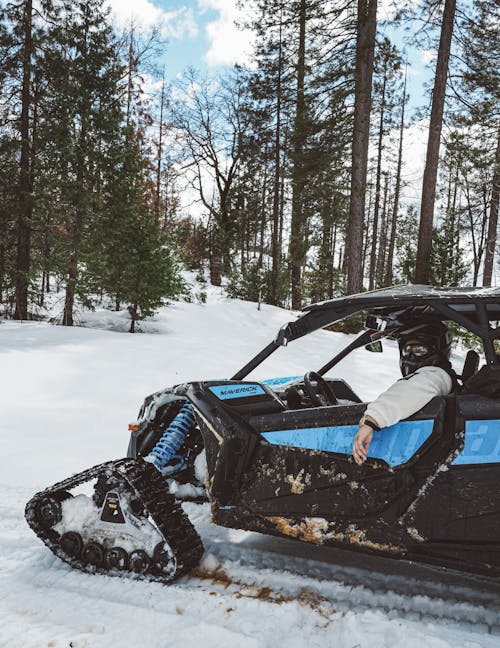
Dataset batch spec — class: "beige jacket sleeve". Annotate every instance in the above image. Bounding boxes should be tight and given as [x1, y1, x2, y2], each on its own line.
[364, 366, 452, 429]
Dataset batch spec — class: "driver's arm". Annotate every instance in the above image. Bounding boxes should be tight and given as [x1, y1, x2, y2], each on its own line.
[353, 415, 379, 464]
[352, 366, 452, 464]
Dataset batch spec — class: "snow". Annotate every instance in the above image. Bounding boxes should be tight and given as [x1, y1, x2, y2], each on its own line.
[0, 280, 497, 647]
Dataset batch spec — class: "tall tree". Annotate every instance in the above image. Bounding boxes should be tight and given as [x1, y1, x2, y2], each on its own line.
[414, 0, 456, 283]
[345, 0, 377, 295]
[459, 0, 500, 286]
[288, 0, 308, 309]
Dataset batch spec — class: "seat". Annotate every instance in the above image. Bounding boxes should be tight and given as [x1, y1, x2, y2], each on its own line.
[461, 350, 480, 382]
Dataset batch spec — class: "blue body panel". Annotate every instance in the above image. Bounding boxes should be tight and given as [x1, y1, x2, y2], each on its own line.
[262, 419, 435, 467]
[452, 419, 500, 465]
[261, 376, 302, 387]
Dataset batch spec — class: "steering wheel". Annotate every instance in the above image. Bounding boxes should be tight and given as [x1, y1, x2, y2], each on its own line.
[303, 371, 338, 407]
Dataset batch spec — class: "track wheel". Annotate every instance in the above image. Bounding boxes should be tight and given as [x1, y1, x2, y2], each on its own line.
[60, 532, 83, 558]
[129, 550, 150, 574]
[104, 547, 128, 571]
[37, 494, 66, 529]
[153, 542, 176, 576]
[82, 542, 105, 567]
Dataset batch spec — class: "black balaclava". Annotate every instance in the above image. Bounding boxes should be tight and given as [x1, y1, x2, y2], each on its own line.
[397, 321, 452, 377]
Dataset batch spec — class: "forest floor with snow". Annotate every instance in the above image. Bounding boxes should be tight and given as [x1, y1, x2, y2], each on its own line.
[1, 279, 499, 647]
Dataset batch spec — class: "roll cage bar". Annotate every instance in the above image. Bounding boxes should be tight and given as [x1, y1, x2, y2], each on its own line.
[231, 285, 500, 381]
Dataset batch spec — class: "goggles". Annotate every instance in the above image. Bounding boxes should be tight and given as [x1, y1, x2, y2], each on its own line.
[401, 341, 435, 358]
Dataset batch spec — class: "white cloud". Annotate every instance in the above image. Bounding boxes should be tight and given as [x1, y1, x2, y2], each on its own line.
[198, 0, 254, 67]
[106, 0, 198, 40]
[420, 49, 437, 65]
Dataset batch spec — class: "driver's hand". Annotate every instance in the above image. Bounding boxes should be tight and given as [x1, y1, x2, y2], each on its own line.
[353, 425, 373, 464]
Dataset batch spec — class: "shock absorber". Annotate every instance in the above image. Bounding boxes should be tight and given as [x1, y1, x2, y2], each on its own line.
[146, 402, 195, 474]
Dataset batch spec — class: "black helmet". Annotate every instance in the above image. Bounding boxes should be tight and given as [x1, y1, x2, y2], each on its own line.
[397, 321, 452, 377]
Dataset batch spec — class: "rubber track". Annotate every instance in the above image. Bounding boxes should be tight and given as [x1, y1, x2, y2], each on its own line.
[25, 458, 204, 584]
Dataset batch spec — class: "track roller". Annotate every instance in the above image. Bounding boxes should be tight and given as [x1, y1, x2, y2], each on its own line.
[60, 532, 83, 558]
[153, 542, 176, 575]
[82, 542, 105, 567]
[104, 547, 129, 571]
[129, 550, 150, 574]
[36, 494, 64, 528]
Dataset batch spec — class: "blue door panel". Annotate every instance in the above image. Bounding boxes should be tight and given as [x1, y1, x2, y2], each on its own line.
[262, 419, 435, 467]
[452, 419, 500, 465]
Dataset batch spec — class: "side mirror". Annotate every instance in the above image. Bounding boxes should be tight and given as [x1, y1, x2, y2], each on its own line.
[365, 341, 383, 353]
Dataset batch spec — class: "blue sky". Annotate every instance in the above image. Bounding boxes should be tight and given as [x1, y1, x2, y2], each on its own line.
[107, 0, 254, 79]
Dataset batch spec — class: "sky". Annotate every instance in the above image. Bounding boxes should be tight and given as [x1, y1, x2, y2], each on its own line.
[106, 0, 254, 75]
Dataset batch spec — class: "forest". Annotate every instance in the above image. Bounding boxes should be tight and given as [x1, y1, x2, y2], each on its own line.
[0, 0, 498, 331]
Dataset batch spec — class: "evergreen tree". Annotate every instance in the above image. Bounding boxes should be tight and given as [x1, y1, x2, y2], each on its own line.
[36, 0, 124, 324]
[415, 0, 456, 283]
[459, 0, 499, 286]
[346, 0, 377, 294]
[0, 0, 53, 318]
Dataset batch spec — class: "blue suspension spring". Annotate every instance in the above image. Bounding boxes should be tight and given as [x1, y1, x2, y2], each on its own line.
[147, 402, 195, 473]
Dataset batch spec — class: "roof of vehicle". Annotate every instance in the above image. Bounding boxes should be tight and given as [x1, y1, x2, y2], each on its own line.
[284, 284, 500, 346]
[304, 284, 500, 315]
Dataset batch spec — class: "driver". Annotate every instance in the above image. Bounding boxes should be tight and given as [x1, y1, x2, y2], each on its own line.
[353, 321, 456, 464]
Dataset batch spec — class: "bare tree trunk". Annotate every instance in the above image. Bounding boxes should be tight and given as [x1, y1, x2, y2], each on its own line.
[129, 303, 137, 333]
[376, 173, 389, 285]
[0, 209, 6, 302]
[362, 183, 374, 280]
[270, 5, 283, 305]
[209, 224, 222, 287]
[14, 0, 33, 320]
[289, 0, 307, 309]
[330, 219, 338, 298]
[415, 0, 456, 283]
[369, 69, 387, 290]
[346, 0, 377, 295]
[63, 12, 90, 326]
[258, 147, 268, 269]
[385, 68, 407, 286]
[279, 136, 286, 261]
[483, 129, 500, 286]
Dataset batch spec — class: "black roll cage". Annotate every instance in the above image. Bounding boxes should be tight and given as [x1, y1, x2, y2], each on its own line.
[231, 285, 500, 381]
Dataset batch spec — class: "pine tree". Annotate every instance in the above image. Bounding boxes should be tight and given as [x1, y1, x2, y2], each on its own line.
[346, 0, 377, 295]
[415, 0, 456, 283]
[459, 0, 500, 286]
[36, 0, 124, 324]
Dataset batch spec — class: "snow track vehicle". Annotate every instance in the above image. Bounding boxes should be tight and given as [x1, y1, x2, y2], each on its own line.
[26, 285, 500, 585]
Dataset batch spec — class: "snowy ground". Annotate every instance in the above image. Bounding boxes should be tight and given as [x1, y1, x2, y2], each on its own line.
[1, 281, 498, 647]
